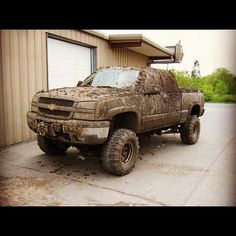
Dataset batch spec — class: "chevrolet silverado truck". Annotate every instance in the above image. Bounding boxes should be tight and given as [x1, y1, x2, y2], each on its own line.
[27, 67, 205, 176]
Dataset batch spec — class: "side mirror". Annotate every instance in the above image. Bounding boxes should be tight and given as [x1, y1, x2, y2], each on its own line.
[77, 81, 83, 87]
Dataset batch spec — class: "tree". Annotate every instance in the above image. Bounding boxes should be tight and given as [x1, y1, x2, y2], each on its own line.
[201, 83, 214, 101]
[215, 80, 229, 95]
[212, 68, 236, 95]
[191, 60, 201, 78]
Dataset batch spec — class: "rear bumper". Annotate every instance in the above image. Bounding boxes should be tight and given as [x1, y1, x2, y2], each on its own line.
[27, 111, 110, 144]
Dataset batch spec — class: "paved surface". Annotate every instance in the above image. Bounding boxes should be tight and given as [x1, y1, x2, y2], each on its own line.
[0, 103, 235, 206]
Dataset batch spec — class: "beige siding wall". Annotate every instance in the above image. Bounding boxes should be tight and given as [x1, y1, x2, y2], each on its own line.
[0, 31, 7, 147]
[0, 30, 148, 147]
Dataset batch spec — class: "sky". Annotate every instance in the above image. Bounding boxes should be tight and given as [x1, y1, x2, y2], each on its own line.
[96, 30, 236, 76]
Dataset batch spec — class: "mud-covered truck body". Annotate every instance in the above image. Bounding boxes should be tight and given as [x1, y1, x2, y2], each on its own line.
[27, 67, 205, 175]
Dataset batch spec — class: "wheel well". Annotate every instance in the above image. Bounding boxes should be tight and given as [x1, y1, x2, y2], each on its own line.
[190, 105, 200, 116]
[111, 112, 138, 132]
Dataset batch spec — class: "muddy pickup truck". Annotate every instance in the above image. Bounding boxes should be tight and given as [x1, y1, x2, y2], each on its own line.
[27, 67, 205, 175]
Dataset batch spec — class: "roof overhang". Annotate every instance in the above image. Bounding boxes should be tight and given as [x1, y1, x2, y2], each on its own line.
[109, 34, 174, 59]
[82, 30, 183, 64]
[82, 29, 109, 40]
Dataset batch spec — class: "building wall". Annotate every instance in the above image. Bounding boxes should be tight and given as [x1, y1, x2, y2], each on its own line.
[0, 31, 7, 147]
[0, 29, 148, 147]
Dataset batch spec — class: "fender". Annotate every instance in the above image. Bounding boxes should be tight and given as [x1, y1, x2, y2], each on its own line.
[187, 102, 200, 117]
[108, 107, 142, 132]
[107, 105, 140, 120]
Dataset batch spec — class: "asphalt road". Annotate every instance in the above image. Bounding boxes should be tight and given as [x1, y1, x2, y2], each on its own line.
[0, 103, 235, 206]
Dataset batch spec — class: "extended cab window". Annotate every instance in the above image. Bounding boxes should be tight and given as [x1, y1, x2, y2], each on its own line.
[161, 72, 179, 94]
[82, 68, 140, 88]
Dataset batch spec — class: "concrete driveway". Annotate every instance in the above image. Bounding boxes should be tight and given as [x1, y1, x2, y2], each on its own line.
[0, 103, 235, 206]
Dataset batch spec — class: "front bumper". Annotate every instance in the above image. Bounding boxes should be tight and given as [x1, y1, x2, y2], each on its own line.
[27, 112, 110, 144]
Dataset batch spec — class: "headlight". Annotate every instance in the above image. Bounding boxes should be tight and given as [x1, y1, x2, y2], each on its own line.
[76, 101, 97, 109]
[31, 95, 39, 112]
[74, 102, 96, 120]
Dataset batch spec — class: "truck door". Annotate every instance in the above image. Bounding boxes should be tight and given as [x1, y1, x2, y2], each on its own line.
[140, 70, 168, 131]
[161, 73, 181, 125]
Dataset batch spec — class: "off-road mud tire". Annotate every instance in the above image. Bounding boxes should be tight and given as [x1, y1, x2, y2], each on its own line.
[101, 129, 139, 176]
[180, 115, 200, 145]
[37, 135, 69, 155]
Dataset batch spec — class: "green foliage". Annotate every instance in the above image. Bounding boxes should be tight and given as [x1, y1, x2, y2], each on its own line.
[211, 94, 225, 102]
[215, 80, 228, 95]
[201, 83, 214, 101]
[221, 95, 236, 103]
[172, 68, 236, 103]
[210, 94, 236, 103]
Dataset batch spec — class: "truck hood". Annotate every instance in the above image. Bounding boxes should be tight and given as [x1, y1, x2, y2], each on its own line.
[36, 86, 133, 102]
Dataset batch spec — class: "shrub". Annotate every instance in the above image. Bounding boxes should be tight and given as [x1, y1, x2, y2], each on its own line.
[221, 95, 236, 103]
[214, 80, 229, 95]
[211, 94, 225, 102]
[201, 83, 214, 101]
[173, 68, 236, 103]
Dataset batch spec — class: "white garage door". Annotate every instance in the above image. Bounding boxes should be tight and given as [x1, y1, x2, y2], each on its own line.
[47, 37, 92, 90]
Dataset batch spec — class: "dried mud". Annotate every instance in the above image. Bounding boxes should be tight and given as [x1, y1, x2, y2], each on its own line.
[36, 67, 180, 101]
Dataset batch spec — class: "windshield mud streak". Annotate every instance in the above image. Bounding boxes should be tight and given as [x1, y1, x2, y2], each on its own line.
[89, 68, 140, 88]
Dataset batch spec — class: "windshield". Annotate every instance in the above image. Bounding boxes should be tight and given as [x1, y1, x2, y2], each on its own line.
[85, 68, 140, 88]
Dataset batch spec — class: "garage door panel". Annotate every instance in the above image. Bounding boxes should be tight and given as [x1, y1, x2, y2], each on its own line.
[47, 37, 92, 90]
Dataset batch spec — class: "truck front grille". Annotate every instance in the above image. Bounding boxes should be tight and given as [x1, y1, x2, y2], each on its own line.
[39, 97, 74, 107]
[38, 97, 74, 119]
[39, 107, 70, 118]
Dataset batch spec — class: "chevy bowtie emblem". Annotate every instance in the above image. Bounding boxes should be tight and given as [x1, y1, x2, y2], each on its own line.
[48, 104, 56, 110]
